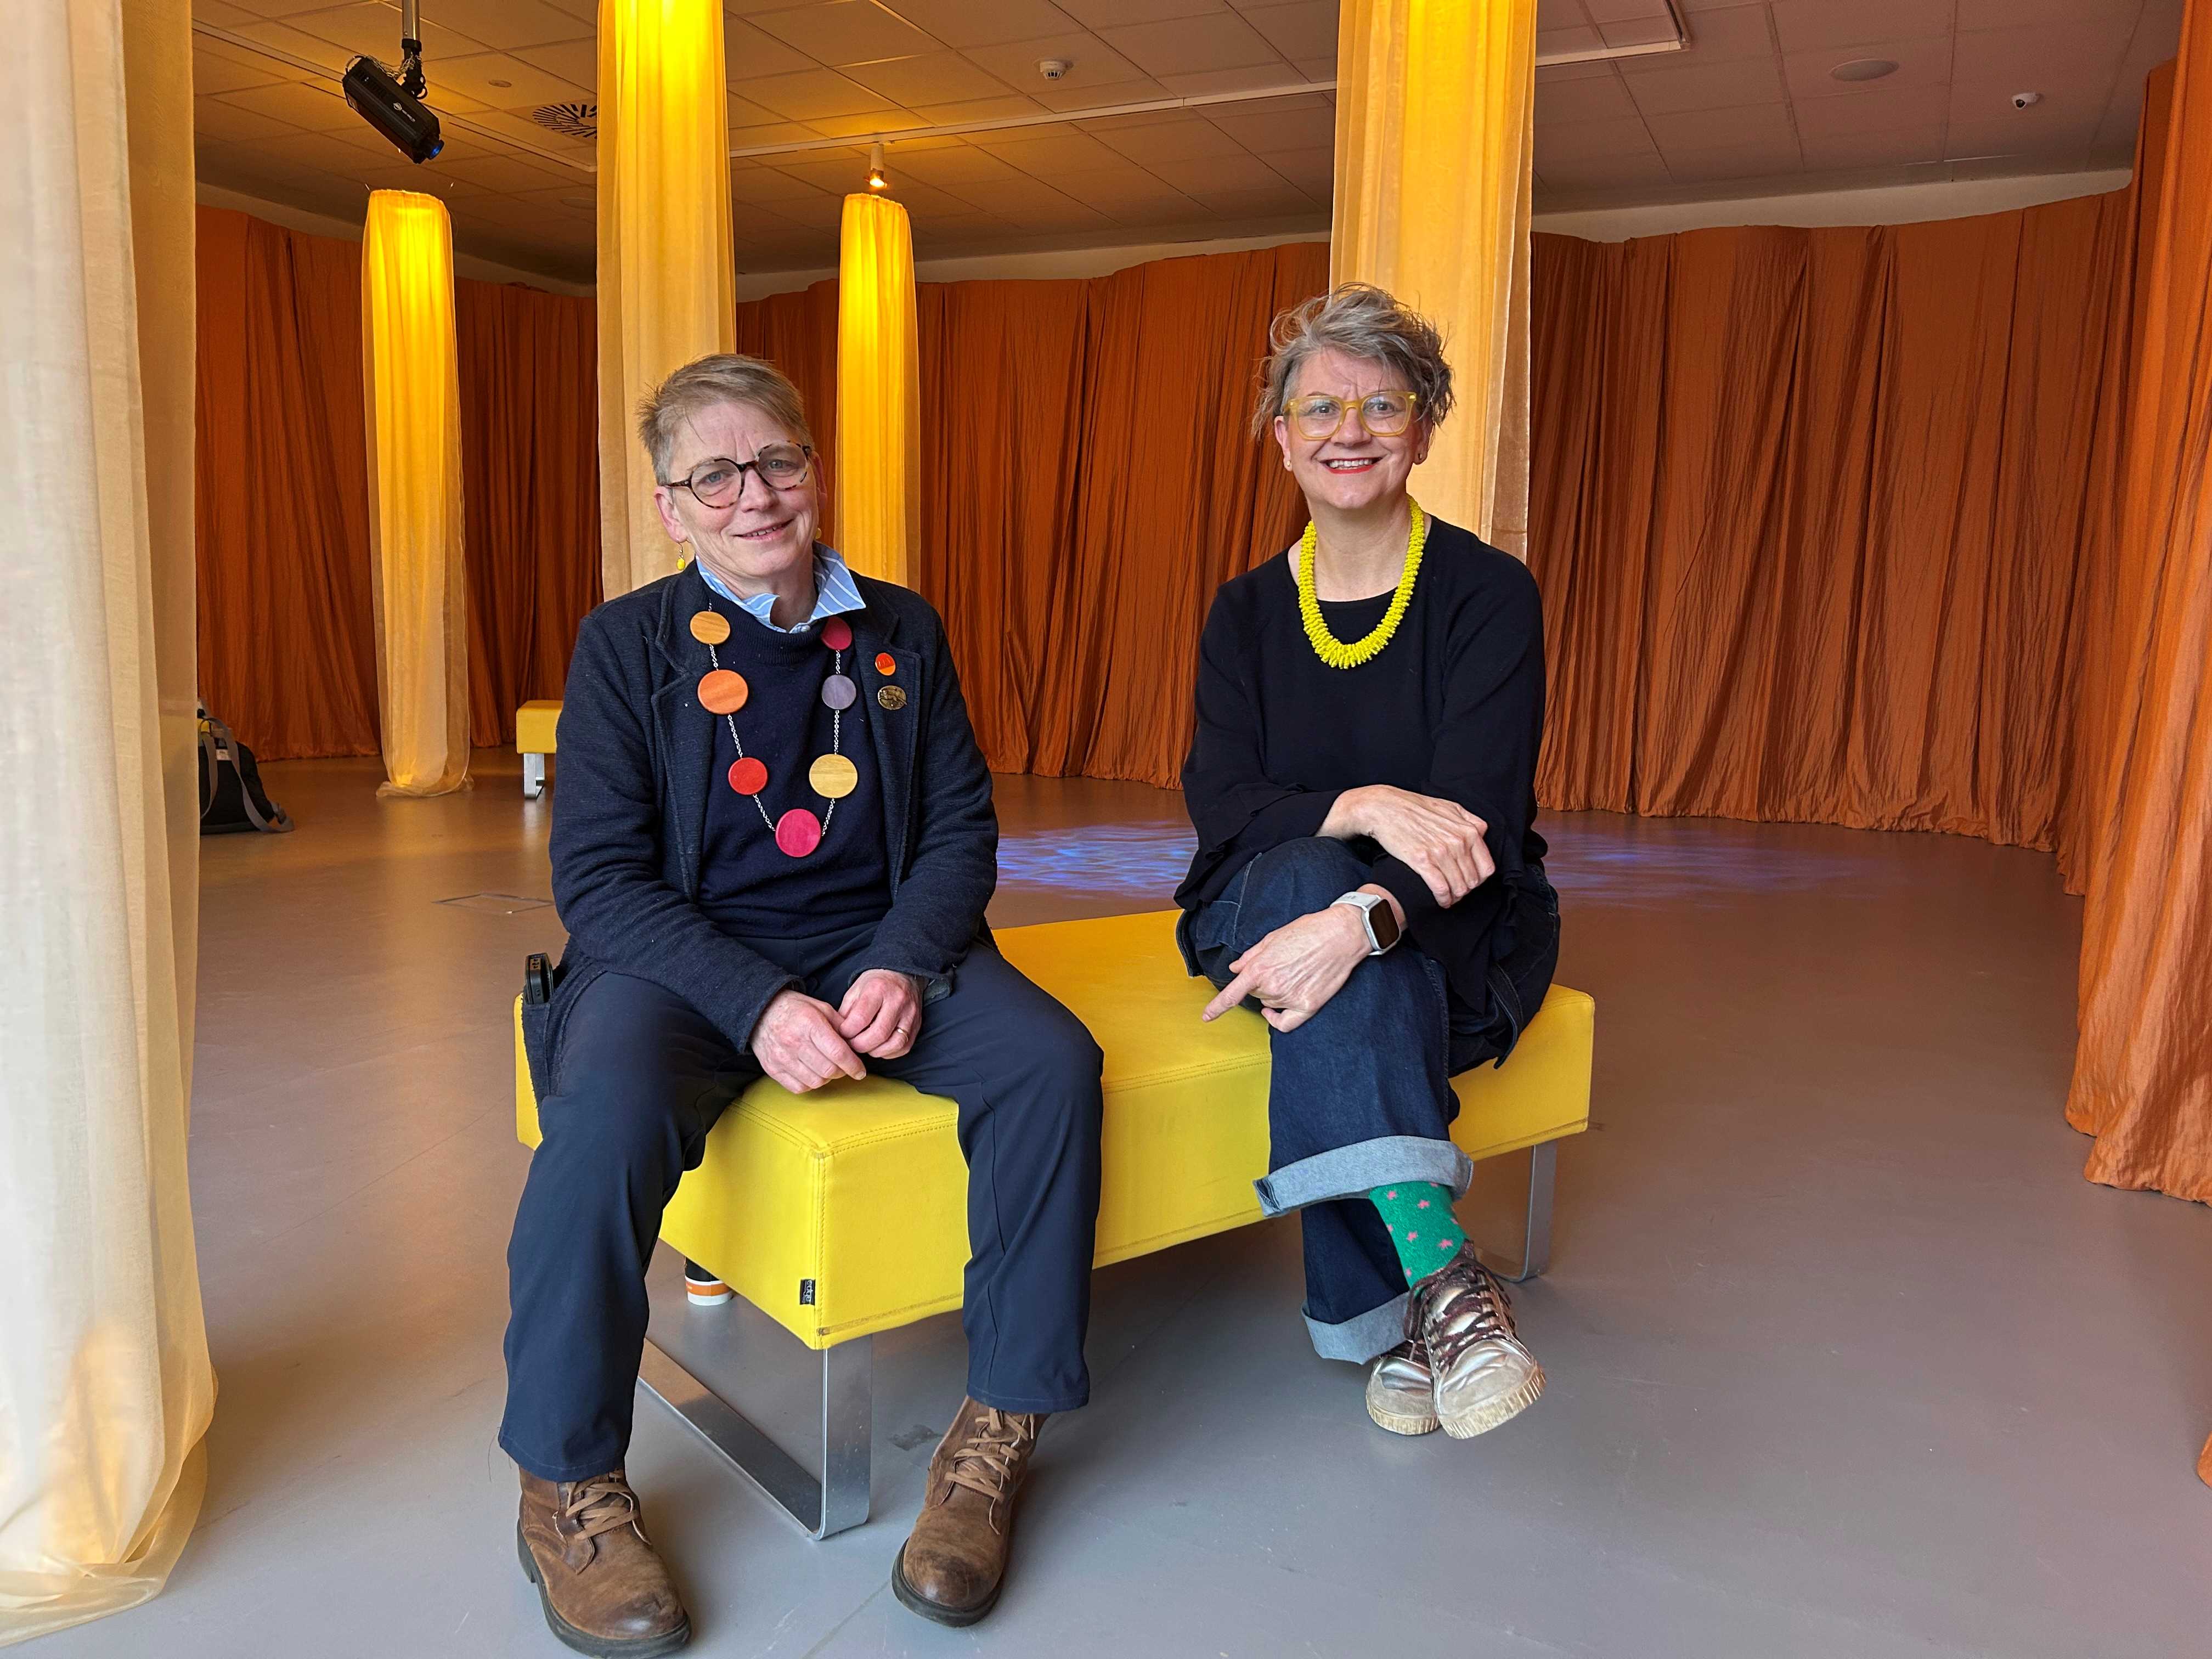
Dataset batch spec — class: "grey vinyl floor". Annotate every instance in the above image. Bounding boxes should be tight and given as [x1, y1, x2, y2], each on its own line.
[42, 754, 2212, 1658]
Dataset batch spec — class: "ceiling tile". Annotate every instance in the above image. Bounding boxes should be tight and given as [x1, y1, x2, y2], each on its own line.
[195, 0, 261, 23]
[1954, 21, 2131, 88]
[1536, 0, 1591, 27]
[277, 4, 488, 64]
[732, 66, 903, 119]
[1239, 1, 1335, 61]
[512, 39, 598, 89]
[749, 1, 938, 66]
[967, 123, 1124, 167]
[1666, 139, 1802, 181]
[1536, 69, 1638, 124]
[729, 162, 838, 202]
[1291, 53, 1334, 78]
[1644, 99, 1796, 150]
[1789, 82, 1949, 142]
[1583, 0, 1674, 20]
[724, 17, 819, 80]
[1262, 143, 1331, 193]
[1160, 65, 1310, 95]
[1031, 76, 1172, 111]
[1626, 3, 1770, 70]
[1205, 94, 1333, 153]
[1780, 37, 1952, 103]
[806, 110, 934, 136]
[428, 149, 572, 191]
[1801, 121, 1946, 170]
[1537, 26, 1604, 58]
[394, 0, 584, 50]
[963, 32, 1148, 91]
[1537, 57, 1619, 83]
[212, 78, 361, 129]
[769, 151, 876, 192]
[1148, 151, 1290, 193]
[191, 39, 292, 94]
[1098, 13, 1281, 76]
[1945, 110, 2100, 163]
[840, 50, 1017, 104]
[1623, 54, 1787, 115]
[1085, 111, 1249, 162]
[1538, 114, 1659, 163]
[727, 116, 820, 145]
[193, 93, 303, 141]
[907, 94, 1049, 123]
[1043, 165, 1202, 216]
[217, 18, 354, 72]
[1769, 0, 1949, 55]
[1600, 17, 1680, 49]
[887, 143, 1031, 186]
[433, 52, 588, 107]
[1536, 149, 1671, 188]
[1056, 0, 1229, 24]
[1956, 0, 2103, 27]
[876, 0, 1085, 50]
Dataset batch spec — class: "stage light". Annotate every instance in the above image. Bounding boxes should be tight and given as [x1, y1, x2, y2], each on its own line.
[345, 0, 442, 163]
[867, 141, 888, 192]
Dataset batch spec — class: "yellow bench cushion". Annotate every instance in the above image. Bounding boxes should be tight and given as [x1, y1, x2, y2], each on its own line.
[515, 909, 1593, 1350]
[515, 700, 562, 754]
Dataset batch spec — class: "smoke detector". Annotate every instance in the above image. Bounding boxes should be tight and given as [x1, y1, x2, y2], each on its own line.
[1038, 58, 1073, 81]
[531, 101, 597, 139]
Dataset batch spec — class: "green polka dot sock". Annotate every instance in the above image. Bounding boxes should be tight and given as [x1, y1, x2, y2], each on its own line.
[1368, 1182, 1468, 1285]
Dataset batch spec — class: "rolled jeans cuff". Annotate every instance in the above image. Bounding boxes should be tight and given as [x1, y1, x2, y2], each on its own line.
[1304, 1293, 1412, 1364]
[1253, 1134, 1473, 1217]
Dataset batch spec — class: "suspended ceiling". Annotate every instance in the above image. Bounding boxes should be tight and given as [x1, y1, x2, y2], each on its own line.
[190, 0, 2180, 286]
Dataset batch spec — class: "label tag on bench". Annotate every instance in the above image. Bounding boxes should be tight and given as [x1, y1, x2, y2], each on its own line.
[799, 1279, 816, 1305]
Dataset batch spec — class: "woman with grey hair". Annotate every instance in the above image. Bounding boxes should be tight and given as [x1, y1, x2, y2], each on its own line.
[1175, 283, 1560, 1443]
[502, 354, 1104, 1651]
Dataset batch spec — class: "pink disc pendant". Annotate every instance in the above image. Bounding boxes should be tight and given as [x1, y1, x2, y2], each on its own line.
[821, 617, 853, 651]
[774, 808, 823, 858]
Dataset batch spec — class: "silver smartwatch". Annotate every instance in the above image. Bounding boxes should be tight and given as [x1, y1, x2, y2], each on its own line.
[1332, 891, 1402, 956]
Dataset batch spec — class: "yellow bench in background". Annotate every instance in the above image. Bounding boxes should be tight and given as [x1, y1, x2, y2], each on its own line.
[516, 700, 561, 798]
[514, 909, 1595, 1537]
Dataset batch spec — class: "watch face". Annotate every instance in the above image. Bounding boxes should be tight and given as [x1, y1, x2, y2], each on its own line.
[1369, 900, 1401, 951]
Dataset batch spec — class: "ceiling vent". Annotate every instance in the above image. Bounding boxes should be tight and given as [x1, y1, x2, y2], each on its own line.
[532, 101, 597, 140]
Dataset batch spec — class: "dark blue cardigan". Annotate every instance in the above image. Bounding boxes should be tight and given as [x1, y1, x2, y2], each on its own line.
[545, 563, 997, 1057]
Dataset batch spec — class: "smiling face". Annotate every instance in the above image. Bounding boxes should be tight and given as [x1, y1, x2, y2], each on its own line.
[651, 398, 820, 595]
[1272, 346, 1432, 518]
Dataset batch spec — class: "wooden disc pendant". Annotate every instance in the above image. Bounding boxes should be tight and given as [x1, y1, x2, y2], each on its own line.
[774, 809, 823, 858]
[698, 669, 749, 714]
[690, 610, 731, 645]
[821, 673, 857, 710]
[822, 616, 853, 651]
[728, 757, 768, 795]
[809, 753, 859, 800]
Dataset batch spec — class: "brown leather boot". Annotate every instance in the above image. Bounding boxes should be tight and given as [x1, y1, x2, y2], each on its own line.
[890, 1398, 1046, 1627]
[516, 1469, 691, 1657]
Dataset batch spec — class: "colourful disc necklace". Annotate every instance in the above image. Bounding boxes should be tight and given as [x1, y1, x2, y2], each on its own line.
[689, 605, 859, 859]
[1296, 498, 1429, 669]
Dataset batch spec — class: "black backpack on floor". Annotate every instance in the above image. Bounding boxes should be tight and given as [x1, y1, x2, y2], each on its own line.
[198, 706, 292, 834]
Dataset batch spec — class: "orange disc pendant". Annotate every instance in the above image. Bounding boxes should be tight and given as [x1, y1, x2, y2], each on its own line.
[690, 610, 731, 645]
[874, 653, 897, 676]
[698, 669, 748, 714]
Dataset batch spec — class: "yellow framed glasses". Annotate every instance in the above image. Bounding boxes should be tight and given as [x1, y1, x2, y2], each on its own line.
[1284, 390, 1421, 442]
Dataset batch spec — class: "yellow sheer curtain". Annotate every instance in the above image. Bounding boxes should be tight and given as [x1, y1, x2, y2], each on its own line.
[362, 190, 471, 797]
[1332, 0, 1536, 554]
[835, 193, 921, 586]
[597, 0, 733, 597]
[0, 0, 212, 1641]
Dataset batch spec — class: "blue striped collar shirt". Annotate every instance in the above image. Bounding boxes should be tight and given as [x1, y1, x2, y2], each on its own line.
[693, 546, 866, 634]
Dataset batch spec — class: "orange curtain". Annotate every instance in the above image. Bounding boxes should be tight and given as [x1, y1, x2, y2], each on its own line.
[2068, 20, 2212, 1211]
[195, 206, 598, 758]
[195, 206, 381, 759]
[734, 280, 840, 545]
[1524, 200, 2138, 860]
[457, 280, 601, 746]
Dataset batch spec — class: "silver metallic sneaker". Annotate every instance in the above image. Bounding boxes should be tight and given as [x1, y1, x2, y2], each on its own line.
[1365, 1339, 1440, 1436]
[1410, 1244, 1545, 1438]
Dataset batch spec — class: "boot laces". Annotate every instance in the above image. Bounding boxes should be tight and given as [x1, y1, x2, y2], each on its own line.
[562, 1475, 644, 1545]
[945, 1409, 1034, 1504]
[1418, 1257, 1516, 1373]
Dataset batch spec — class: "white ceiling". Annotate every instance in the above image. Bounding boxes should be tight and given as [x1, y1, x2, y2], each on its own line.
[190, 0, 2181, 285]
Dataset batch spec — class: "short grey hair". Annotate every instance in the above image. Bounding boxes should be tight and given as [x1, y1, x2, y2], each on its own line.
[638, 354, 815, 483]
[1251, 283, 1455, 441]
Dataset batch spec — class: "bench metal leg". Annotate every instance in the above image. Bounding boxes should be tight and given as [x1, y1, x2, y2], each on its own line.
[1479, 1139, 1556, 1285]
[521, 752, 545, 798]
[637, 1334, 872, 1541]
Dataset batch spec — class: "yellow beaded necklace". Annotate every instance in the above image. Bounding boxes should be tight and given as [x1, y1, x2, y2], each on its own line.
[1296, 499, 1429, 670]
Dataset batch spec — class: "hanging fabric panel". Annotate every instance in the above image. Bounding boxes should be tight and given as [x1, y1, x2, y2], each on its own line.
[834, 194, 920, 587]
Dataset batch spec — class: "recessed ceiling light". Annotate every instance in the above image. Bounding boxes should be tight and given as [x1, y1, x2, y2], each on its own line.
[1830, 58, 1899, 83]
[488, 78, 512, 89]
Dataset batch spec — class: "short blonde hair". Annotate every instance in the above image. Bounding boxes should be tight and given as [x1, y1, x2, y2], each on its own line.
[637, 354, 815, 482]
[1251, 283, 1455, 441]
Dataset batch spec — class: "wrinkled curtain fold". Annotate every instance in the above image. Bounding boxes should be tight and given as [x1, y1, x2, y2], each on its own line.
[1, 0, 212, 1639]
[835, 194, 920, 587]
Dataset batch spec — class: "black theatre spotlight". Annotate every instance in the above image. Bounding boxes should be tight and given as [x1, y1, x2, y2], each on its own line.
[343, 0, 441, 163]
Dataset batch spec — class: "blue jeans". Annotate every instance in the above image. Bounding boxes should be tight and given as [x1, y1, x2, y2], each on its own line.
[1183, 838, 1558, 1364]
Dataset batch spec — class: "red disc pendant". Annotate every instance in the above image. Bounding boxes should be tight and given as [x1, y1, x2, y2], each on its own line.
[822, 616, 853, 651]
[727, 757, 768, 796]
[774, 808, 823, 857]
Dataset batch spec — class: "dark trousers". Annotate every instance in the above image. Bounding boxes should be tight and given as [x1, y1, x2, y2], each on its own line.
[500, 929, 1105, 1482]
[1187, 838, 1555, 1364]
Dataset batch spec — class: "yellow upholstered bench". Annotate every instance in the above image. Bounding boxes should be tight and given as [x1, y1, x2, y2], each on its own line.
[516, 700, 561, 798]
[514, 909, 1593, 1536]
